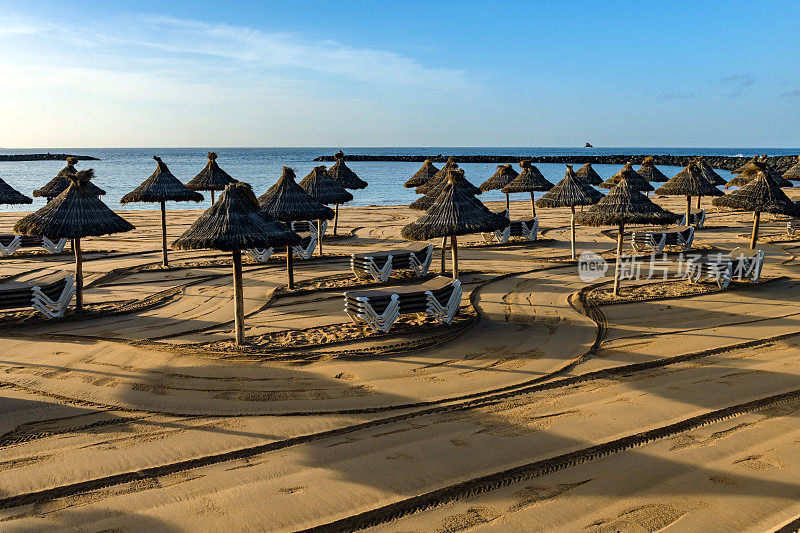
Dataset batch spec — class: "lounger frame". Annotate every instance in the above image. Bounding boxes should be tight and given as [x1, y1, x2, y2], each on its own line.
[481, 211, 538, 244]
[0, 274, 75, 318]
[246, 233, 318, 263]
[350, 244, 434, 283]
[344, 279, 462, 332]
[631, 226, 695, 254]
[0, 235, 69, 256]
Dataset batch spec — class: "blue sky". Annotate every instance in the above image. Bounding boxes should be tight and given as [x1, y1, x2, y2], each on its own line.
[1, 0, 798, 147]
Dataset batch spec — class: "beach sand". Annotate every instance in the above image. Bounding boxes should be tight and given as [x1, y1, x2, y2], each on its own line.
[0, 192, 798, 531]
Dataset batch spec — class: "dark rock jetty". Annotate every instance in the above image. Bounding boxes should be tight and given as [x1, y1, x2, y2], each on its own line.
[314, 154, 800, 172]
[0, 153, 99, 162]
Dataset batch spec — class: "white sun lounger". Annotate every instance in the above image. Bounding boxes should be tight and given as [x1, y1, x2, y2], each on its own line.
[0, 273, 75, 318]
[0, 235, 69, 257]
[350, 244, 434, 283]
[344, 276, 461, 332]
[631, 225, 695, 254]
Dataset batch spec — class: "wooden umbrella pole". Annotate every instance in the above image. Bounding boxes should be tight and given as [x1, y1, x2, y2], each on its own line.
[750, 211, 760, 249]
[505, 193, 510, 212]
[530, 192, 536, 217]
[333, 204, 339, 235]
[570, 206, 576, 261]
[286, 245, 295, 289]
[451, 234, 459, 280]
[441, 236, 447, 274]
[685, 195, 692, 226]
[74, 237, 83, 312]
[211, 190, 215, 204]
[160, 200, 168, 268]
[613, 222, 624, 296]
[231, 249, 245, 345]
[696, 196, 701, 209]
[318, 219, 323, 256]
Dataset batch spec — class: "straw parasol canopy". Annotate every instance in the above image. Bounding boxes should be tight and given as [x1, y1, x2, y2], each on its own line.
[501, 160, 553, 217]
[0, 177, 32, 205]
[15, 169, 134, 312]
[713, 162, 800, 249]
[328, 150, 367, 190]
[636, 156, 668, 183]
[402, 172, 507, 279]
[417, 157, 458, 194]
[536, 164, 603, 260]
[695, 156, 726, 186]
[259, 166, 334, 266]
[186, 152, 236, 203]
[655, 162, 722, 225]
[574, 163, 603, 186]
[782, 156, 800, 181]
[577, 175, 680, 295]
[33, 157, 106, 200]
[599, 162, 654, 193]
[299, 165, 353, 236]
[410, 168, 480, 211]
[121, 156, 204, 267]
[173, 182, 300, 344]
[479, 164, 519, 210]
[726, 156, 793, 189]
[731, 156, 757, 175]
[404, 159, 439, 188]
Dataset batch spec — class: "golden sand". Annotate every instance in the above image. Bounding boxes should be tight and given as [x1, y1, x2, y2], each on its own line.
[0, 193, 798, 531]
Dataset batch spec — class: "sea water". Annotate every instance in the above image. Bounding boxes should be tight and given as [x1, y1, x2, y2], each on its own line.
[0, 147, 796, 212]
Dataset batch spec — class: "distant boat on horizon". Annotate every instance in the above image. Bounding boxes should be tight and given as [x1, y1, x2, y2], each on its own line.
[585, 142, 593, 148]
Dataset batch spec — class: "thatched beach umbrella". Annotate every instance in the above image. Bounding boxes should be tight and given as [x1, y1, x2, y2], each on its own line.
[121, 156, 204, 267]
[575, 163, 603, 186]
[328, 151, 368, 191]
[411, 168, 480, 211]
[33, 157, 106, 201]
[417, 157, 458, 195]
[480, 164, 519, 210]
[731, 156, 756, 175]
[258, 167, 334, 286]
[537, 165, 603, 260]
[782, 156, 800, 181]
[15, 169, 134, 312]
[695, 156, 726, 187]
[599, 162, 654, 194]
[187, 152, 236, 204]
[655, 162, 722, 225]
[576, 176, 680, 295]
[726, 157, 793, 189]
[174, 182, 300, 344]
[404, 159, 439, 189]
[402, 173, 507, 279]
[501, 160, 553, 217]
[0, 177, 32, 205]
[299, 165, 353, 240]
[636, 156, 668, 183]
[713, 162, 800, 249]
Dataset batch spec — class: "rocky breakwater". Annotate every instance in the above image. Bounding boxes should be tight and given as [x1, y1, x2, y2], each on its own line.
[314, 154, 800, 172]
[0, 153, 99, 162]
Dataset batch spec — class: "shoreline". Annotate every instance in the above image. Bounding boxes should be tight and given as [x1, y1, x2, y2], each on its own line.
[314, 153, 799, 171]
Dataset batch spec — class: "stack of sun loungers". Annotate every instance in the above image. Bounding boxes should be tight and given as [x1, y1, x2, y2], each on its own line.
[0, 235, 69, 256]
[685, 247, 765, 289]
[481, 210, 538, 244]
[789, 219, 799, 236]
[350, 244, 434, 282]
[343, 276, 461, 332]
[246, 231, 318, 262]
[631, 225, 695, 254]
[291, 219, 327, 236]
[685, 209, 706, 228]
[0, 273, 75, 318]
